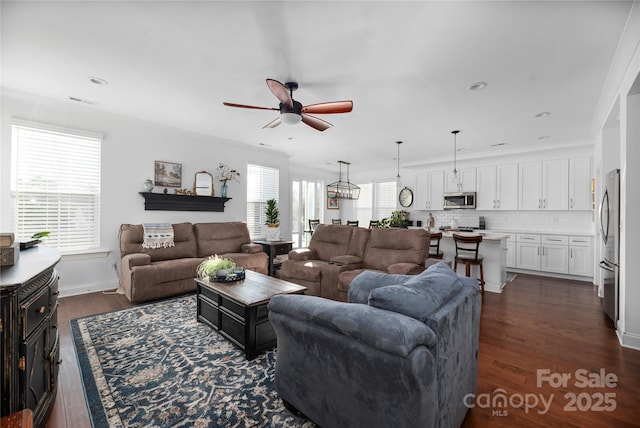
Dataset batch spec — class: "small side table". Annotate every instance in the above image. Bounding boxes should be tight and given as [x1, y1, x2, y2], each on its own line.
[253, 240, 294, 276]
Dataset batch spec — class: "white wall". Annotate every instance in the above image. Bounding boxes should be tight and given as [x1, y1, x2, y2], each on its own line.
[594, 1, 640, 350]
[1, 90, 290, 296]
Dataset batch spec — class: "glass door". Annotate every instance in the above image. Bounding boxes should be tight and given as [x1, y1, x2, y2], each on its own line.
[292, 180, 323, 248]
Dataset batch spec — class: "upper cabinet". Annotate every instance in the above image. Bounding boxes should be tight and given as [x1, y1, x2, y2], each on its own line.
[445, 167, 476, 193]
[476, 164, 517, 210]
[569, 157, 592, 211]
[519, 159, 568, 210]
[415, 170, 444, 210]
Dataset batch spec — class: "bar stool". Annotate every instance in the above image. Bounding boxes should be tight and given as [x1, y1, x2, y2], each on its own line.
[453, 233, 485, 293]
[428, 232, 443, 259]
[332, 219, 342, 225]
[369, 220, 379, 228]
[346, 220, 359, 226]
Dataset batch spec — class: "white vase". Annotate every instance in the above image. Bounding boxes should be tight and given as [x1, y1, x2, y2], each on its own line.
[265, 225, 281, 241]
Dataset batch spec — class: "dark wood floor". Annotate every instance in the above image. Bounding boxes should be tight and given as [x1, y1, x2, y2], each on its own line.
[46, 274, 640, 427]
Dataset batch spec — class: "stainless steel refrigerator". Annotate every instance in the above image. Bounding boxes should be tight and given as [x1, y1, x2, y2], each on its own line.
[599, 169, 620, 323]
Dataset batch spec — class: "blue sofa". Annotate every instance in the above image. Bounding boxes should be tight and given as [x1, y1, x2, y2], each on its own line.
[268, 262, 481, 428]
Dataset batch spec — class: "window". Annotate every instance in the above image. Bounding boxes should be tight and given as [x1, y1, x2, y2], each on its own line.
[246, 164, 279, 238]
[374, 181, 397, 220]
[11, 121, 102, 252]
[354, 180, 397, 225]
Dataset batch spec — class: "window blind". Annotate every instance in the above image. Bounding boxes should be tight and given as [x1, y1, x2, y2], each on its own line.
[11, 123, 101, 251]
[246, 164, 279, 238]
[374, 181, 397, 220]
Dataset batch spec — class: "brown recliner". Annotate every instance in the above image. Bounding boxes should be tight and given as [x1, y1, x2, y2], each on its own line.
[337, 228, 430, 301]
[278, 224, 369, 300]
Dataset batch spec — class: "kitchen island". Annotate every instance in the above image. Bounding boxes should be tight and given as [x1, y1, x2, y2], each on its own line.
[437, 230, 510, 293]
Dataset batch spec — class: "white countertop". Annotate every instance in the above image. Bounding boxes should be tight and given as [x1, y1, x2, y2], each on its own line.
[407, 227, 510, 241]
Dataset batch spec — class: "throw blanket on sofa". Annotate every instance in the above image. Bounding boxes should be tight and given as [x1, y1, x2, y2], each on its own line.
[142, 223, 175, 249]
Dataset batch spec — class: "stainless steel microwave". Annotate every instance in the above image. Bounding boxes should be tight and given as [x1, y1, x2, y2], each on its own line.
[443, 192, 476, 210]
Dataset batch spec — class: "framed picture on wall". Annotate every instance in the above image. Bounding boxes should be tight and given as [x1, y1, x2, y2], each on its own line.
[327, 191, 339, 210]
[154, 161, 182, 187]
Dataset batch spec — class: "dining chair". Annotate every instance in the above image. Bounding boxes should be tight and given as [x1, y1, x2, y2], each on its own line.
[368, 220, 379, 229]
[308, 219, 320, 232]
[332, 219, 342, 225]
[428, 232, 444, 259]
[346, 220, 359, 226]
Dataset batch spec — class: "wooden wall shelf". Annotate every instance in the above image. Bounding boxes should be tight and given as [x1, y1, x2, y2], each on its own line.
[139, 192, 231, 212]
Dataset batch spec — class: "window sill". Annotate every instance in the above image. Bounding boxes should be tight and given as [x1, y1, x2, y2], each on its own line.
[61, 249, 110, 261]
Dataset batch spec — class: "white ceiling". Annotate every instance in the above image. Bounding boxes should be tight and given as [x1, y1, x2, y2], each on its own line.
[1, 1, 634, 173]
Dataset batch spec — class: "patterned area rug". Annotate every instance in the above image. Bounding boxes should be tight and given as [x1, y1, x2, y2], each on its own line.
[71, 295, 314, 427]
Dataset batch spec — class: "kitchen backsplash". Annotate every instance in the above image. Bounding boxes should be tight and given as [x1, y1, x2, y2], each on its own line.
[412, 210, 594, 234]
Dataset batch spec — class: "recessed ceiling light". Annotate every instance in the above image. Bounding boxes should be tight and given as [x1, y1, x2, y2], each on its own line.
[258, 142, 272, 147]
[89, 76, 109, 86]
[490, 142, 508, 147]
[468, 82, 487, 91]
[457, 148, 466, 152]
[535, 111, 551, 118]
[538, 135, 551, 140]
[68, 96, 96, 105]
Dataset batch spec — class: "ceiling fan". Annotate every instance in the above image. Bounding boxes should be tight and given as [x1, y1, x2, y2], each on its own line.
[223, 79, 353, 131]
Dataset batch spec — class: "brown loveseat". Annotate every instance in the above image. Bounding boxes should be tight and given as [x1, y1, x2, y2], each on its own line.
[119, 222, 268, 303]
[278, 224, 429, 301]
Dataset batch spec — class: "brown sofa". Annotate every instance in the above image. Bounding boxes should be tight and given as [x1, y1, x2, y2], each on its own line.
[278, 224, 429, 301]
[119, 222, 268, 303]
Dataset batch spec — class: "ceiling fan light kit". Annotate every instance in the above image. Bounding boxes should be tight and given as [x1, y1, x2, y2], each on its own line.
[223, 78, 353, 131]
[327, 160, 361, 200]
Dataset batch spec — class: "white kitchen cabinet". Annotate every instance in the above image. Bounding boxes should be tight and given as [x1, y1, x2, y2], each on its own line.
[415, 171, 444, 210]
[569, 236, 593, 277]
[540, 235, 569, 274]
[518, 160, 568, 210]
[476, 164, 518, 210]
[505, 235, 516, 268]
[569, 157, 592, 210]
[516, 234, 541, 270]
[445, 167, 476, 193]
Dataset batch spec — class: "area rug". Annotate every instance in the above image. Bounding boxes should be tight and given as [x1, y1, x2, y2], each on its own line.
[71, 294, 314, 428]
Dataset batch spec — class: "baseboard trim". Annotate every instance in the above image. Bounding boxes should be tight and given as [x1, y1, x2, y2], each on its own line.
[618, 330, 640, 351]
[59, 280, 119, 298]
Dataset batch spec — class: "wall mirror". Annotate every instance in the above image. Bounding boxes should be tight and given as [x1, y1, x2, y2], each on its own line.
[194, 171, 214, 196]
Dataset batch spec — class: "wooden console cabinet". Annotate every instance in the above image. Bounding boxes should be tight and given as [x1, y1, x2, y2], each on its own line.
[0, 247, 61, 427]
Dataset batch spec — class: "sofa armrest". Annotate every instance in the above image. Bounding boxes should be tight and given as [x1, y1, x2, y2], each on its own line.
[287, 248, 318, 261]
[387, 262, 426, 275]
[122, 253, 151, 270]
[241, 243, 263, 254]
[269, 294, 436, 355]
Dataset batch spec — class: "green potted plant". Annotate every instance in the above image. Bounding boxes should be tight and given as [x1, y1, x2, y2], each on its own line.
[264, 198, 281, 241]
[197, 255, 237, 280]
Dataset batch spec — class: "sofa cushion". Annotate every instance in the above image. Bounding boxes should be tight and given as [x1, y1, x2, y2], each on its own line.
[363, 228, 428, 271]
[308, 224, 354, 261]
[120, 223, 197, 261]
[194, 222, 251, 257]
[368, 263, 463, 322]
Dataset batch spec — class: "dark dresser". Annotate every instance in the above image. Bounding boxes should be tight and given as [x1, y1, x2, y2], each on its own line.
[0, 246, 61, 427]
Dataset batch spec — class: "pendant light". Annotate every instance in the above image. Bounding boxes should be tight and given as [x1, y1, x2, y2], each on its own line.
[327, 160, 361, 200]
[396, 141, 402, 185]
[451, 130, 462, 191]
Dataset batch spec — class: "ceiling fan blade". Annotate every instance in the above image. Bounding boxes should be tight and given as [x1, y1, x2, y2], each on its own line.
[266, 79, 293, 108]
[301, 114, 332, 131]
[302, 100, 353, 114]
[223, 102, 278, 111]
[262, 117, 282, 129]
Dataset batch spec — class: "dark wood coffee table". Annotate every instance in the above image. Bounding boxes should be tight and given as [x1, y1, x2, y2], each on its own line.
[195, 270, 306, 359]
